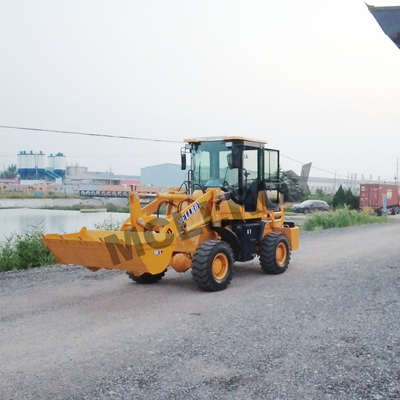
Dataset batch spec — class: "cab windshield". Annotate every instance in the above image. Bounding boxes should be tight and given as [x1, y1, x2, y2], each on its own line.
[192, 140, 238, 191]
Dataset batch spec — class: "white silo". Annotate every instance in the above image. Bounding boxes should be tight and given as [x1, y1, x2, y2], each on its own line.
[37, 151, 46, 179]
[54, 152, 66, 178]
[27, 151, 36, 179]
[17, 151, 27, 179]
[47, 153, 55, 171]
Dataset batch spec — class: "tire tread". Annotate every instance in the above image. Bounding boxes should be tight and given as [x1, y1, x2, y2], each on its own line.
[260, 233, 291, 275]
[191, 240, 234, 292]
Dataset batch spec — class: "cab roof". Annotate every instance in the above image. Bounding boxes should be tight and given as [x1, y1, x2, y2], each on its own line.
[184, 136, 267, 146]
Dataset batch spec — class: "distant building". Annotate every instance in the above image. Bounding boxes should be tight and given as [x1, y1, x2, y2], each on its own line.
[307, 176, 387, 195]
[66, 164, 88, 176]
[64, 164, 140, 186]
[17, 151, 65, 184]
[141, 163, 186, 188]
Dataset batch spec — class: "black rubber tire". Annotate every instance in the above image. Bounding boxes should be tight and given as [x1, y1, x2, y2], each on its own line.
[191, 240, 234, 292]
[260, 233, 291, 275]
[127, 269, 166, 284]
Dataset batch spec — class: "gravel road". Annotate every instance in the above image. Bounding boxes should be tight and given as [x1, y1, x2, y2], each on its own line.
[1, 220, 399, 399]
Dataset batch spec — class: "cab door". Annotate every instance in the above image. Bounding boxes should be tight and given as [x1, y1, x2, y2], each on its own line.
[264, 149, 280, 186]
[242, 147, 262, 212]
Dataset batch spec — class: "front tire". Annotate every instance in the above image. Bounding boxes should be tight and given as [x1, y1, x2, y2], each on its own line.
[191, 240, 234, 292]
[127, 270, 166, 284]
[260, 233, 290, 274]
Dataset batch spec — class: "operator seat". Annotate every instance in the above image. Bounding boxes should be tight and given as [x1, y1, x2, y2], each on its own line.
[244, 180, 259, 212]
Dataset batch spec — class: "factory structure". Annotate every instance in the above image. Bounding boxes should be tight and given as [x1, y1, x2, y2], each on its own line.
[17, 151, 66, 184]
[6, 151, 140, 195]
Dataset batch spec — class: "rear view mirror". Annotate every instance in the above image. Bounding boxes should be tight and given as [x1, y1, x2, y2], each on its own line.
[181, 151, 186, 170]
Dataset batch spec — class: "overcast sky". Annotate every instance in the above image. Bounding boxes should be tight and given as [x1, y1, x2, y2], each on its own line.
[1, 0, 400, 182]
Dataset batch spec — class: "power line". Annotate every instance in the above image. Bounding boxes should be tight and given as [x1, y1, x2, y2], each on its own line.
[281, 154, 347, 178]
[0, 124, 393, 179]
[0, 125, 182, 144]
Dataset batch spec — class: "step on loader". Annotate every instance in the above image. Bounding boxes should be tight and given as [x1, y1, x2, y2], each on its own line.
[43, 137, 299, 292]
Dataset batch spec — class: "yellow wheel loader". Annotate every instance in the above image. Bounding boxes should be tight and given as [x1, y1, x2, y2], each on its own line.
[43, 137, 299, 292]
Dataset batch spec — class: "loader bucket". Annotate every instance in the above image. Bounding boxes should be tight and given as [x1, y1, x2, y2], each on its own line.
[43, 227, 175, 274]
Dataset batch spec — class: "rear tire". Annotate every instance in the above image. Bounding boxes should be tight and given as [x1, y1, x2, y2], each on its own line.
[191, 240, 234, 292]
[127, 270, 166, 284]
[260, 233, 290, 274]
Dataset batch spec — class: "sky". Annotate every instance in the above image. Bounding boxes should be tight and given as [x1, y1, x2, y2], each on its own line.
[1, 0, 400, 182]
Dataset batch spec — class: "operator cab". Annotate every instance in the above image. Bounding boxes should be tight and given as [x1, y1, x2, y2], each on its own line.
[181, 137, 280, 212]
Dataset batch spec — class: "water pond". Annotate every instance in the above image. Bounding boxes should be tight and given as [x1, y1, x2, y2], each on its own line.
[0, 209, 130, 241]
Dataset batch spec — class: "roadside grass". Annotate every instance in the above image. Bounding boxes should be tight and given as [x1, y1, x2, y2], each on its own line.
[0, 224, 56, 272]
[302, 208, 389, 231]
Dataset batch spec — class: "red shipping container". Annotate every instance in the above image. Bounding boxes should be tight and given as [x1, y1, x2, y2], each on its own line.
[359, 184, 400, 209]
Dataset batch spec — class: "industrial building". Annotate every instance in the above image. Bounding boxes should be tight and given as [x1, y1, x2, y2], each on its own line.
[16, 151, 140, 187]
[64, 164, 140, 186]
[17, 151, 66, 184]
[307, 175, 391, 195]
[141, 163, 186, 188]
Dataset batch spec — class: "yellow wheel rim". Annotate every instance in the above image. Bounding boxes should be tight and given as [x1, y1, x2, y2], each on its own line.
[276, 243, 288, 266]
[212, 253, 229, 281]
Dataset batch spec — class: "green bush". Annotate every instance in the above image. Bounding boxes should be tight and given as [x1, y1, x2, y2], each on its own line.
[0, 237, 20, 271]
[303, 208, 388, 231]
[0, 226, 56, 272]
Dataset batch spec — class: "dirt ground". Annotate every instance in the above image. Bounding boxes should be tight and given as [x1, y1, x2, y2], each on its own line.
[1, 220, 399, 399]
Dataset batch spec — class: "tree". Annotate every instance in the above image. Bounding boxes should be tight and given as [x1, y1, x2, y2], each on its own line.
[0, 164, 17, 179]
[332, 185, 346, 209]
[345, 188, 359, 210]
[280, 171, 303, 202]
[303, 188, 333, 206]
[332, 185, 359, 209]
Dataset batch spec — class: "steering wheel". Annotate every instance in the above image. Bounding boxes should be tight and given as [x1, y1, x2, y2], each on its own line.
[220, 181, 230, 192]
